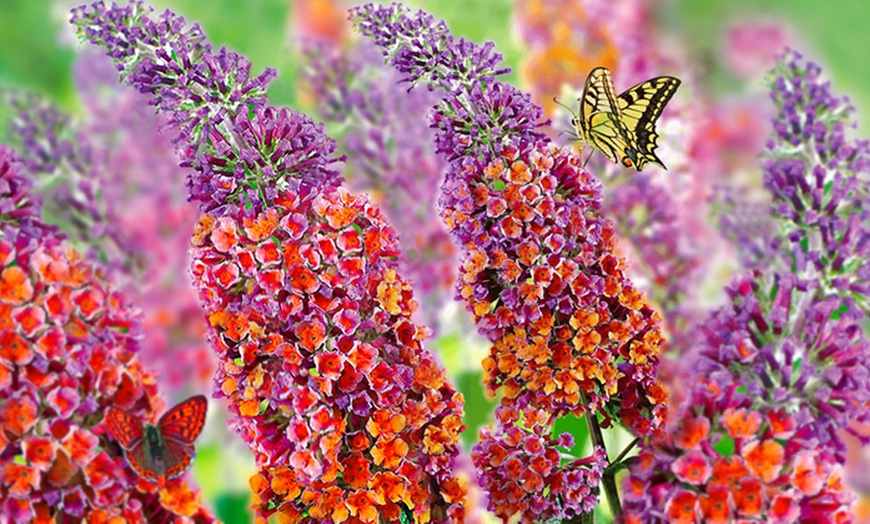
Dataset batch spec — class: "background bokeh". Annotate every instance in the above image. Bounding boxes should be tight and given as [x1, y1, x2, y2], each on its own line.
[2, 0, 870, 522]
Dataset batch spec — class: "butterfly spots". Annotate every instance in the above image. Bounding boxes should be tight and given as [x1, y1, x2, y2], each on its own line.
[105, 396, 207, 482]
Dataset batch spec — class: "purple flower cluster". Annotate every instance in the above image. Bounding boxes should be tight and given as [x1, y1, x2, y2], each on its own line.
[353, 3, 669, 520]
[623, 51, 870, 521]
[472, 405, 607, 523]
[764, 52, 870, 306]
[515, 0, 714, 356]
[71, 1, 339, 213]
[72, 1, 467, 521]
[302, 41, 457, 332]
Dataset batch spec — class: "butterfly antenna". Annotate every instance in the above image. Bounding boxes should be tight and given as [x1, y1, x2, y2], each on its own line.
[552, 96, 577, 116]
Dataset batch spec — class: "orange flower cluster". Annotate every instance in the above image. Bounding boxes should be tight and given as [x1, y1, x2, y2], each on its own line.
[449, 145, 667, 436]
[191, 186, 466, 522]
[0, 145, 214, 522]
[623, 374, 856, 524]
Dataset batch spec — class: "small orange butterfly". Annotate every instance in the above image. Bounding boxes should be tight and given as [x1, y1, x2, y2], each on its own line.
[104, 395, 208, 483]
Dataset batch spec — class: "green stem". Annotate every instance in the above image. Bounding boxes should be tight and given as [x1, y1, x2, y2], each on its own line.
[610, 437, 640, 468]
[580, 390, 621, 519]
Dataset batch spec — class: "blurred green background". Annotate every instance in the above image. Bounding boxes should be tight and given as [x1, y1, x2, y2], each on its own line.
[2, 0, 869, 521]
[2, 0, 870, 130]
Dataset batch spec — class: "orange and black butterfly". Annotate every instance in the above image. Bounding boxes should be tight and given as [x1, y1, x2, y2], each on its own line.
[104, 395, 207, 483]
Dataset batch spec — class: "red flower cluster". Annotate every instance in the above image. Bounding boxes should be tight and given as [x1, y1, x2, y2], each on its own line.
[191, 185, 466, 522]
[0, 145, 213, 521]
[472, 405, 606, 523]
[72, 2, 471, 520]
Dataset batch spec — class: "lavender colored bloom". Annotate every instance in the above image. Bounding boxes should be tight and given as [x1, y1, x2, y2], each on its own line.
[71, 1, 341, 214]
[625, 50, 870, 520]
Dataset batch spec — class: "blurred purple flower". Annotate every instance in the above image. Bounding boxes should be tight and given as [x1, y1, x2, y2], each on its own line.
[4, 52, 213, 399]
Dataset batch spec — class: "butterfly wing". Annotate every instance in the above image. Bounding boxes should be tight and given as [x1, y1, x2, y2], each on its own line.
[616, 76, 681, 170]
[125, 439, 162, 483]
[105, 406, 144, 449]
[578, 67, 636, 166]
[157, 395, 208, 444]
[580, 66, 621, 120]
[161, 439, 196, 480]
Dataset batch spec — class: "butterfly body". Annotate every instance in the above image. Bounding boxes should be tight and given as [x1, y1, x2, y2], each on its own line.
[569, 66, 681, 171]
[105, 395, 207, 483]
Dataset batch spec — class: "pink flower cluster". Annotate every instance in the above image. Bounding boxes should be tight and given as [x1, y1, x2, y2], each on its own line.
[6, 53, 212, 399]
[192, 185, 467, 522]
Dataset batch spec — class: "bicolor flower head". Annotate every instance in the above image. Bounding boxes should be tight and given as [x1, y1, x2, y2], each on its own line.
[73, 1, 467, 521]
[472, 405, 607, 522]
[352, 4, 670, 520]
[352, 1, 667, 431]
[0, 145, 214, 522]
[302, 38, 457, 333]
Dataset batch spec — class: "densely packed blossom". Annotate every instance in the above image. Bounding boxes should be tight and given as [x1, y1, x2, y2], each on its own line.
[353, 3, 669, 520]
[302, 39, 457, 332]
[0, 145, 214, 521]
[4, 52, 211, 399]
[515, 0, 716, 354]
[624, 51, 870, 522]
[72, 1, 467, 521]
[472, 405, 607, 522]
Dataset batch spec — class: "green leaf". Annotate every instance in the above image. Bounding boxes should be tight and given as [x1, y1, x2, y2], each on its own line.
[456, 371, 497, 448]
[234, 357, 244, 366]
[492, 179, 505, 191]
[399, 504, 415, 524]
[553, 413, 590, 459]
[792, 357, 803, 376]
[215, 492, 253, 524]
[830, 303, 849, 320]
[715, 435, 735, 457]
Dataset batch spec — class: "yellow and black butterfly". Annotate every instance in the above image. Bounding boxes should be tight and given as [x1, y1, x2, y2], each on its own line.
[559, 66, 681, 171]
